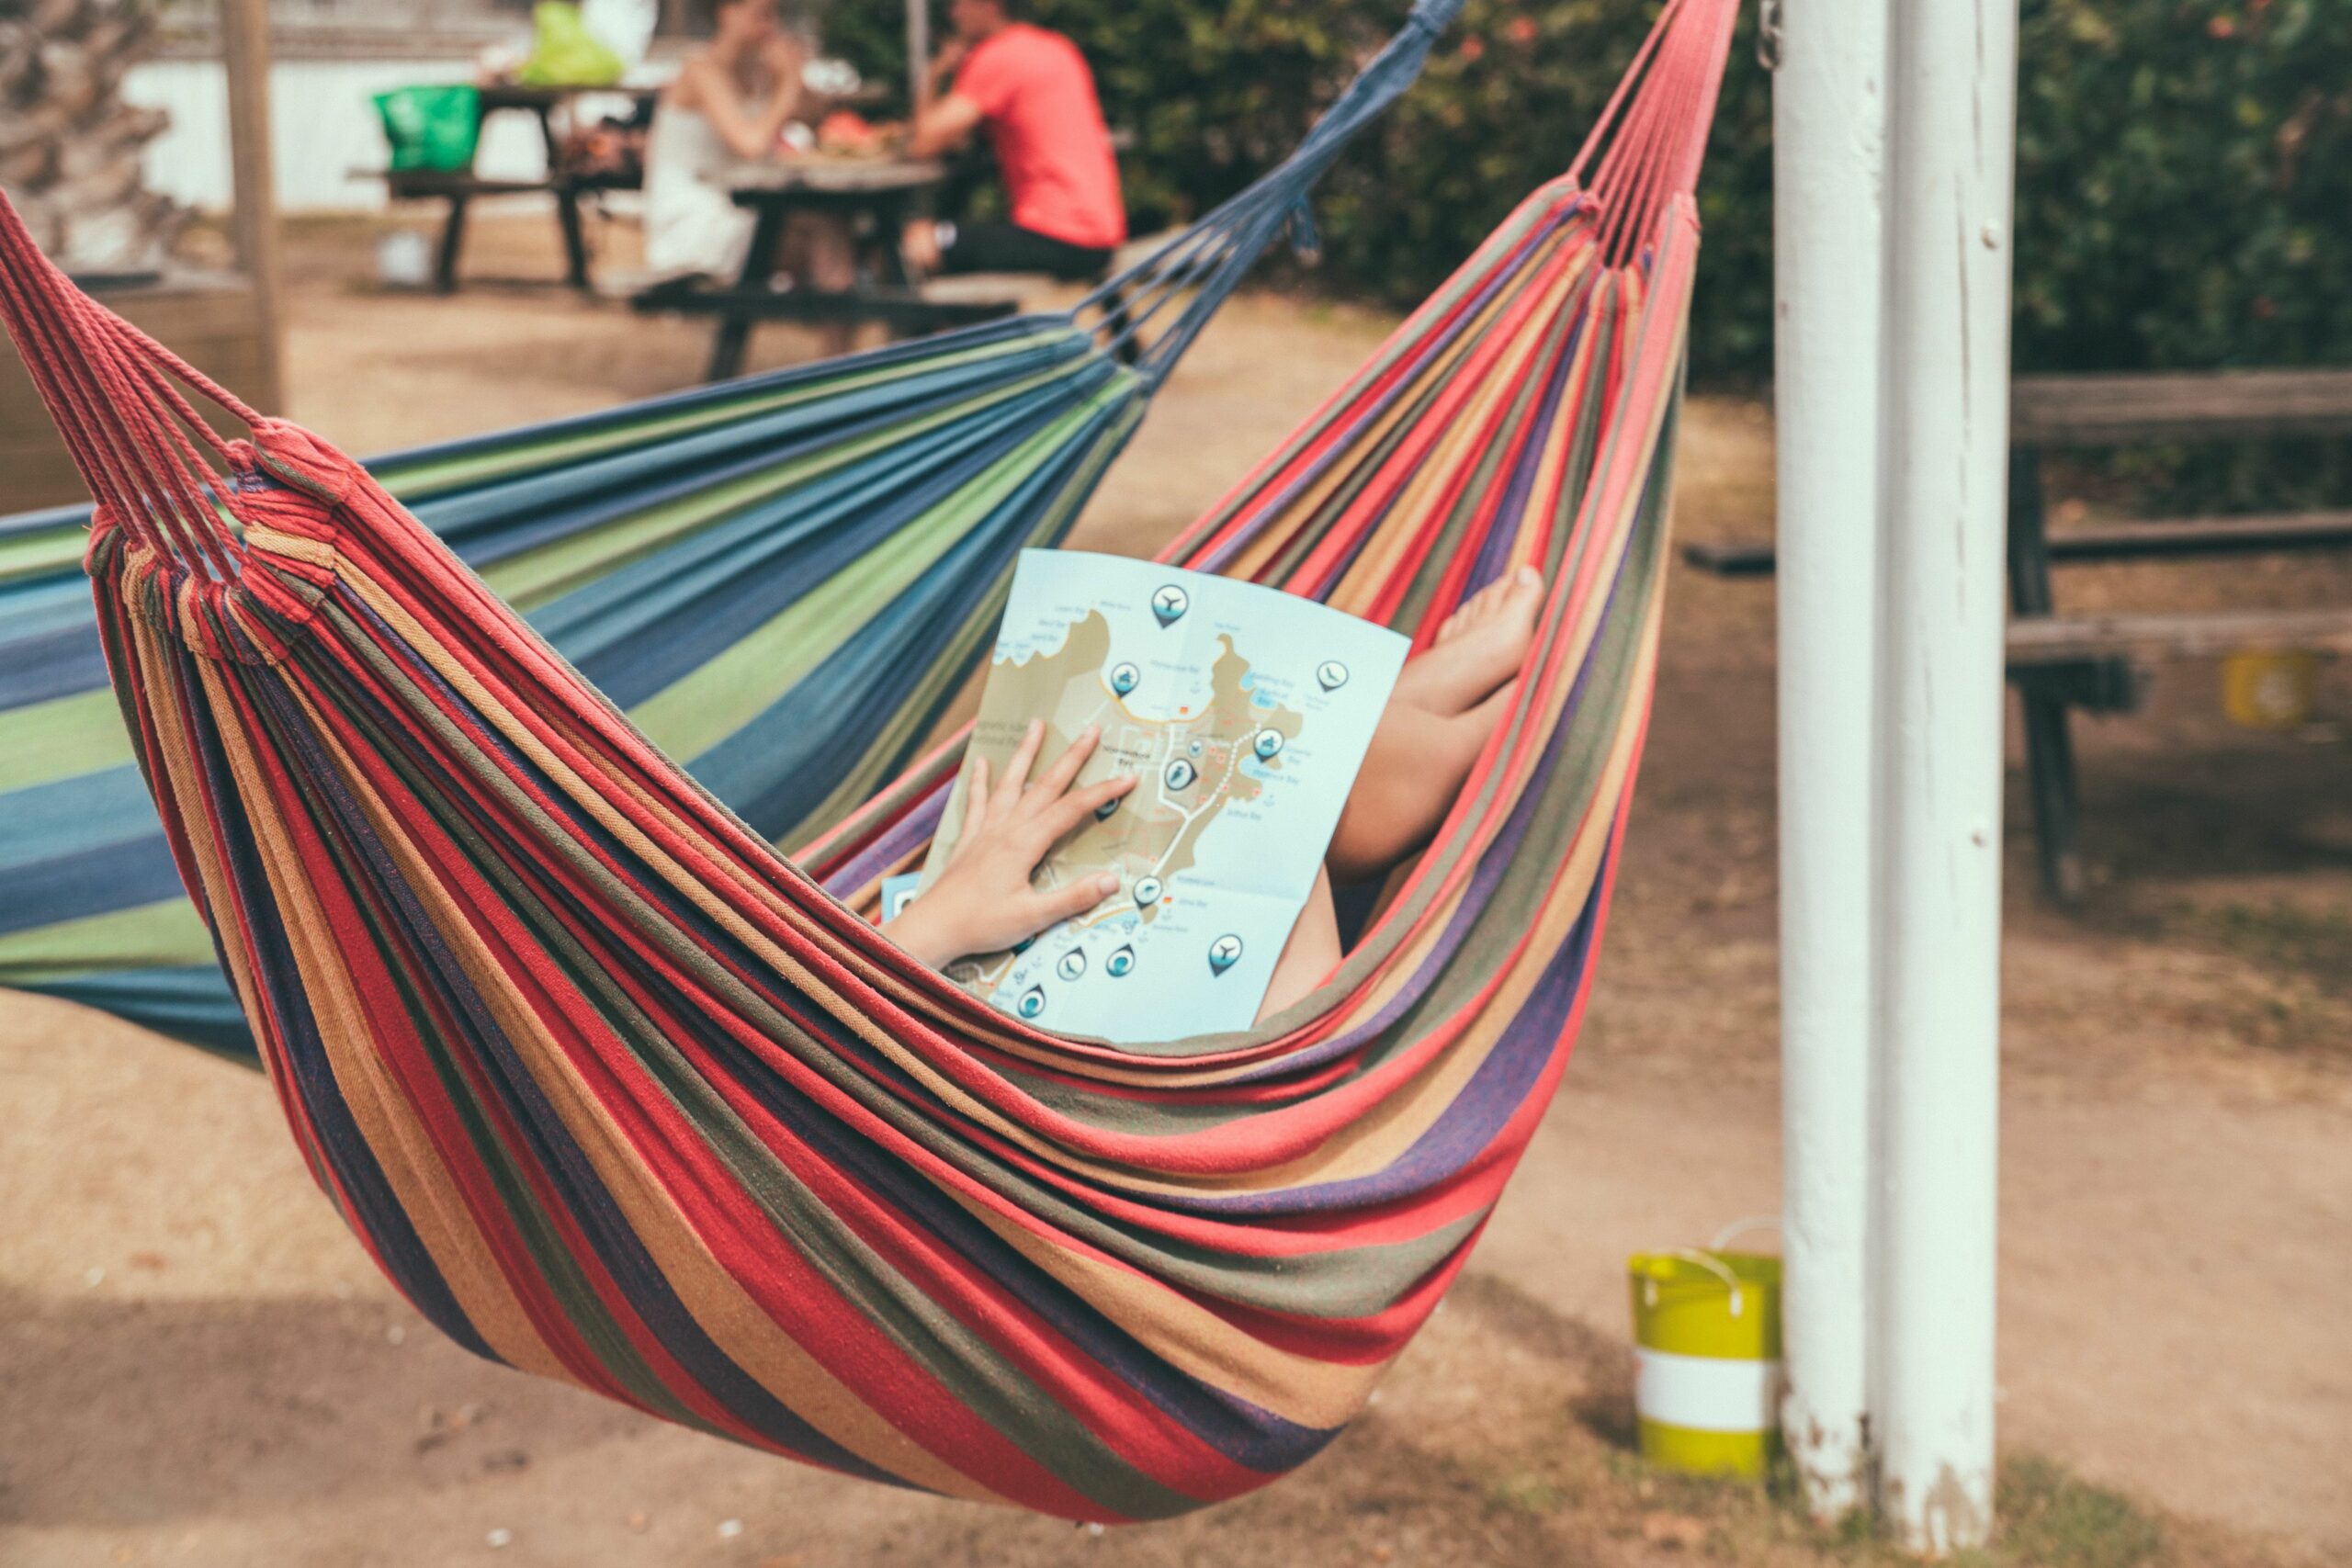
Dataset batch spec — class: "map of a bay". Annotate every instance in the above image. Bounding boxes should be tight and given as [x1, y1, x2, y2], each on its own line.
[914, 550, 1409, 1043]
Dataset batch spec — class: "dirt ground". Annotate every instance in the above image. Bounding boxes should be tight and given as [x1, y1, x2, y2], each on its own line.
[3, 216, 2347, 1567]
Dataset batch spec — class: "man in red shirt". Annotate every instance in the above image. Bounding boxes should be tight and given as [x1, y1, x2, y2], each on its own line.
[902, 0, 1126, 280]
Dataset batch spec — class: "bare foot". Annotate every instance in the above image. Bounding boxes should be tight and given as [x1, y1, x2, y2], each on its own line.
[1390, 563, 1544, 716]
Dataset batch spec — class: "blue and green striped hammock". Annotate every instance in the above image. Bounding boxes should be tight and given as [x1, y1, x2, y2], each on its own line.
[0, 0, 1738, 1523]
[0, 0, 1464, 1052]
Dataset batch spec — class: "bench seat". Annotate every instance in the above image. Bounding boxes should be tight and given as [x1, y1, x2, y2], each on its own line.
[1682, 508, 2352, 579]
[2006, 606, 2352, 665]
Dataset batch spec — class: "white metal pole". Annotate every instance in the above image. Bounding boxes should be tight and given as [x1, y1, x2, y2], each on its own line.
[907, 0, 931, 114]
[1771, 0, 1887, 1527]
[1872, 0, 2017, 1553]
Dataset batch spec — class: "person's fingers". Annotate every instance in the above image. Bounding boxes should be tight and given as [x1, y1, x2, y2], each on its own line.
[1033, 872, 1121, 926]
[1027, 771, 1135, 848]
[994, 720, 1044, 818]
[1024, 726, 1100, 812]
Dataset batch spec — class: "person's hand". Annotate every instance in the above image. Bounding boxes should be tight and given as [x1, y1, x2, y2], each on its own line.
[929, 38, 968, 84]
[900, 214, 944, 274]
[886, 721, 1136, 969]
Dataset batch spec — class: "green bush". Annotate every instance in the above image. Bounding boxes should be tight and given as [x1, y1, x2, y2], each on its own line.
[832, 1, 2351, 427]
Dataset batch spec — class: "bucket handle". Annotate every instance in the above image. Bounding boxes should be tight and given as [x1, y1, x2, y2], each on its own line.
[1709, 1213, 1781, 1252]
[1642, 1218, 1780, 1317]
[1646, 1248, 1748, 1318]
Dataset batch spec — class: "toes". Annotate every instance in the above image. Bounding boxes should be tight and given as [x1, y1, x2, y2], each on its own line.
[1437, 566, 1543, 649]
[1500, 565, 1545, 620]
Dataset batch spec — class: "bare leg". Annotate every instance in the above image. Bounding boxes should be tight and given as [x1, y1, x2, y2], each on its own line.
[1391, 563, 1544, 716]
[901, 216, 943, 278]
[1256, 866, 1342, 1021]
[1326, 686, 1514, 882]
[785, 214, 859, 357]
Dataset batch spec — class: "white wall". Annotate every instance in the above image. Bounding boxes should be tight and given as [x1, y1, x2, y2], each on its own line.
[123, 60, 611, 213]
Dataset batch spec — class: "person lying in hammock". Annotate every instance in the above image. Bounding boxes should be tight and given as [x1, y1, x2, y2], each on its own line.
[885, 566, 1544, 1021]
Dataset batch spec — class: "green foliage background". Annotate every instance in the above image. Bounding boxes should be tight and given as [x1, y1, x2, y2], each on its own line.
[826, 0, 2351, 497]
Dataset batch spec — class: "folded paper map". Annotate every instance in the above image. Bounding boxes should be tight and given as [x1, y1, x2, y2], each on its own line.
[912, 550, 1408, 1042]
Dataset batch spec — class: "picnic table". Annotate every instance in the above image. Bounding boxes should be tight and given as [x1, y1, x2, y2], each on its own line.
[636, 156, 1020, 383]
[1679, 367, 2352, 900]
[372, 82, 657, 294]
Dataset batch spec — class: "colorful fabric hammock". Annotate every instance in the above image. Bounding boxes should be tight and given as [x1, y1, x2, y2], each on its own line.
[0, 0, 1736, 1523]
[0, 0, 1464, 1054]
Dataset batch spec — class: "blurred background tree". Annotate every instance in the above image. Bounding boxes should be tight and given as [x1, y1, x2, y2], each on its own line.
[826, 0, 2346, 502]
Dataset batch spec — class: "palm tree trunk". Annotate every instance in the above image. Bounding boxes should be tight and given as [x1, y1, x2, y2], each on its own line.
[0, 0, 182, 275]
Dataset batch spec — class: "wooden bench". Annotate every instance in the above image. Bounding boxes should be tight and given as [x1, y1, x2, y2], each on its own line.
[633, 158, 1020, 382]
[1681, 368, 2352, 899]
[368, 84, 654, 294]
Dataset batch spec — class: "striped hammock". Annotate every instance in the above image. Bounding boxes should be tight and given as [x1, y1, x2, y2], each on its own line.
[0, 0, 1464, 1053]
[0, 0, 1736, 1524]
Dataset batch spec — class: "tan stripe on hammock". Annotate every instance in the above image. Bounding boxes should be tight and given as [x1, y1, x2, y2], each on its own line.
[278, 649, 1021, 1503]
[176, 649, 574, 1382]
[937, 1183, 1396, 1429]
[1219, 244, 1589, 590]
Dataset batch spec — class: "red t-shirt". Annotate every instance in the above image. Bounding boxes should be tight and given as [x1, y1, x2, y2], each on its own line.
[954, 24, 1126, 250]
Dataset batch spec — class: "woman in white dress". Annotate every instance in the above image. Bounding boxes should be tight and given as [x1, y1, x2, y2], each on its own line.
[643, 0, 839, 285]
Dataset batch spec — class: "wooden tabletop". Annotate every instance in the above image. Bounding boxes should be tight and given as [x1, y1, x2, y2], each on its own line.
[726, 156, 946, 197]
[480, 82, 662, 110]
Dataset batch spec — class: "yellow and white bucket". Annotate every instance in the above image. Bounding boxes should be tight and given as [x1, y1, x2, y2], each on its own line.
[1627, 1229, 1783, 1479]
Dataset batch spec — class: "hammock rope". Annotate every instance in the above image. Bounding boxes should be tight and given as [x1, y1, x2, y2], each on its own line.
[0, 0, 1737, 1522]
[0, 0, 1467, 1052]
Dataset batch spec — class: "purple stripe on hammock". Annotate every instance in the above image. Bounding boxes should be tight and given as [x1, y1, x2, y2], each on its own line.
[1163, 840, 1610, 1223]
[1126, 494, 1656, 1216]
[1185, 201, 1593, 581]
[826, 397, 1641, 1121]
[356, 609, 1335, 1482]
[322, 597, 1329, 1474]
[1465, 304, 1590, 594]
[705, 1018, 1344, 1476]
[1312, 279, 1595, 605]
[823, 780, 953, 896]
[289, 593, 928, 1482]
[1197, 456, 1645, 1096]
[164, 623, 499, 1368]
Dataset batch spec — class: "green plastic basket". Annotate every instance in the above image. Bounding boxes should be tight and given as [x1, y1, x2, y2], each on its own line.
[374, 84, 483, 174]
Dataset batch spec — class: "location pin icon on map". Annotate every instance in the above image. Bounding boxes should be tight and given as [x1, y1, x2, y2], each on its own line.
[1109, 661, 1140, 697]
[1316, 660, 1349, 692]
[1152, 585, 1189, 628]
[1164, 758, 1197, 791]
[1252, 728, 1284, 761]
[1207, 934, 1243, 976]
